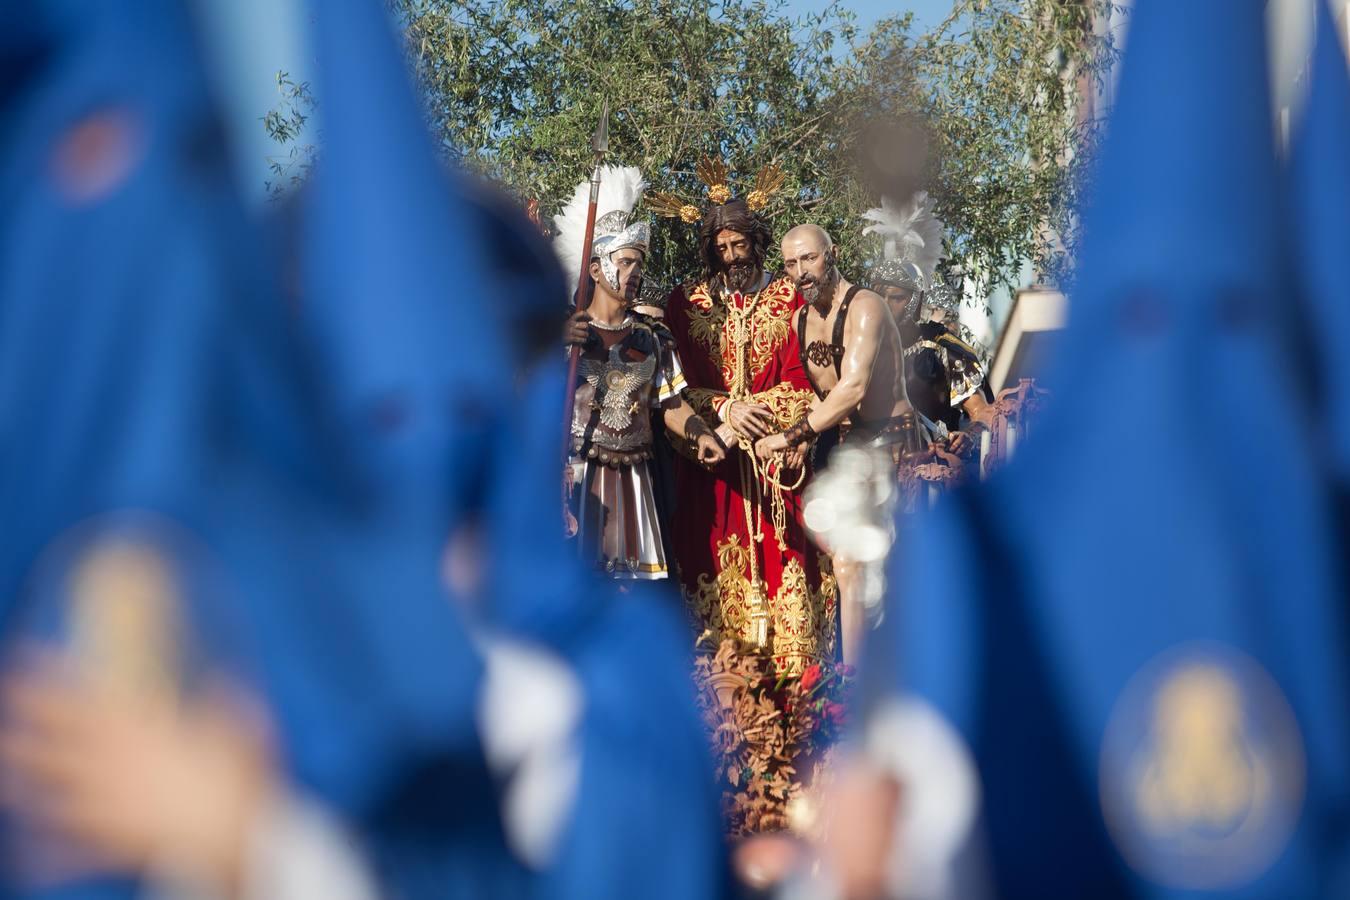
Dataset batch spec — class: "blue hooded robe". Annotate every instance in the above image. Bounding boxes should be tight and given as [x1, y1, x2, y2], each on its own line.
[865, 1, 1350, 896]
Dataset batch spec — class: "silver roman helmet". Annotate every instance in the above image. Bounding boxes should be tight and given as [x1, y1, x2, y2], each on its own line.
[871, 258, 925, 295]
[921, 274, 962, 319]
[554, 165, 651, 291]
[862, 191, 946, 321]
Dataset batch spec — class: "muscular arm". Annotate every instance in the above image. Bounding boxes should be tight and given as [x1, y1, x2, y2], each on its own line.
[962, 390, 992, 422]
[662, 396, 708, 440]
[805, 292, 885, 433]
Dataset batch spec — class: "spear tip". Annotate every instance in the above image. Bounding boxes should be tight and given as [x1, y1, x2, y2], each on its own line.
[592, 102, 610, 157]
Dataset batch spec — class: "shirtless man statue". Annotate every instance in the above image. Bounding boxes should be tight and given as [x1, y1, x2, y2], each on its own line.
[754, 223, 922, 660]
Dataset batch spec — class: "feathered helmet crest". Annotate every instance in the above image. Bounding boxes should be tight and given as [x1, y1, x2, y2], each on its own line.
[862, 191, 946, 319]
[646, 156, 788, 224]
[553, 165, 650, 285]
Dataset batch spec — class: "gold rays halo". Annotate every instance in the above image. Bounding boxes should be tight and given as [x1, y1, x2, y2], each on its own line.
[645, 157, 788, 222]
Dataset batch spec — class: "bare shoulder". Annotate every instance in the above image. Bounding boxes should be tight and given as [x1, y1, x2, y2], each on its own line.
[844, 287, 888, 333]
[848, 287, 886, 315]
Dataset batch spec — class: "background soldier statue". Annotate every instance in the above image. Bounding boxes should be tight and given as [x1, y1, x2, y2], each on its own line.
[864, 192, 993, 456]
[557, 166, 723, 579]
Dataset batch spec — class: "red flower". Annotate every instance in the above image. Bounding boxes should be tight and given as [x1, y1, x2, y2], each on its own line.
[825, 702, 848, 727]
[799, 664, 823, 693]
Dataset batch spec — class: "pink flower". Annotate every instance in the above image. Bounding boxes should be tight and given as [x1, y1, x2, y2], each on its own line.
[825, 702, 847, 727]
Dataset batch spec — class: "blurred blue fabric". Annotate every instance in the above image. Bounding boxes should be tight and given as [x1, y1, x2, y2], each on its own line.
[868, 0, 1350, 896]
[1290, 3, 1350, 492]
[299, 0, 507, 519]
[1, 0, 724, 897]
[0, 5, 253, 895]
[485, 358, 729, 900]
[0, 0, 509, 896]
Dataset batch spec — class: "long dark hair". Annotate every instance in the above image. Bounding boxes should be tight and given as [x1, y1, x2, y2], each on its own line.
[698, 199, 773, 298]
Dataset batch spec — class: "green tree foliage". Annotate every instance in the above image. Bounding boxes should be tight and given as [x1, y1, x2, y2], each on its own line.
[270, 0, 1119, 298]
[902, 1, 1120, 294]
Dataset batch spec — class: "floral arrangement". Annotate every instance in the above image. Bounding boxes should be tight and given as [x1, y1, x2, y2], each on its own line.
[693, 636, 855, 836]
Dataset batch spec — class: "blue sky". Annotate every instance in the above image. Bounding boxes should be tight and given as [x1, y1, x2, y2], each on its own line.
[205, 0, 958, 203]
[783, 0, 954, 32]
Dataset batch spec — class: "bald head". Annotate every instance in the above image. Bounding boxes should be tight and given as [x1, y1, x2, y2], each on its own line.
[782, 223, 838, 308]
[782, 223, 833, 255]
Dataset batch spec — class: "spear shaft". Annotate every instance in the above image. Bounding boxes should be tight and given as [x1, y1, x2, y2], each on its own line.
[561, 106, 609, 506]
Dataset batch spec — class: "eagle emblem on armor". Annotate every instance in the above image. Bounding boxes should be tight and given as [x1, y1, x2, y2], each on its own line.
[581, 344, 657, 432]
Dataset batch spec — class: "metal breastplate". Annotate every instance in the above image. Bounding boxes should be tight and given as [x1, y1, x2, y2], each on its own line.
[572, 341, 658, 465]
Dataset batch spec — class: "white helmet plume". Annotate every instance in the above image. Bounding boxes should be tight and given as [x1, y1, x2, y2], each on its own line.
[862, 191, 946, 285]
[553, 165, 649, 279]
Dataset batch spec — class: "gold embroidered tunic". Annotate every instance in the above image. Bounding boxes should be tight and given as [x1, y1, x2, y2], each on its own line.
[664, 273, 837, 675]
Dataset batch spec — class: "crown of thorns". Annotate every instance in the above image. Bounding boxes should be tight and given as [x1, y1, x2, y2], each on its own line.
[645, 157, 787, 224]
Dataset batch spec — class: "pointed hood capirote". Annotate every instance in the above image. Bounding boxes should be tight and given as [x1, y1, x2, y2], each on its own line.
[301, 0, 508, 514]
[1288, 0, 1350, 485]
[866, 0, 1350, 895]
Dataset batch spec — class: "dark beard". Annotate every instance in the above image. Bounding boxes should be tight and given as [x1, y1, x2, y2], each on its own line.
[798, 267, 837, 308]
[724, 262, 757, 293]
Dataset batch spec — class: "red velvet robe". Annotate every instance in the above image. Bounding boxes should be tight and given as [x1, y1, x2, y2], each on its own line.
[665, 273, 837, 676]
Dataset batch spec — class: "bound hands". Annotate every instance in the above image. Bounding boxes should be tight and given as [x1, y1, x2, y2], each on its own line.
[725, 400, 776, 440]
[754, 431, 807, 471]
